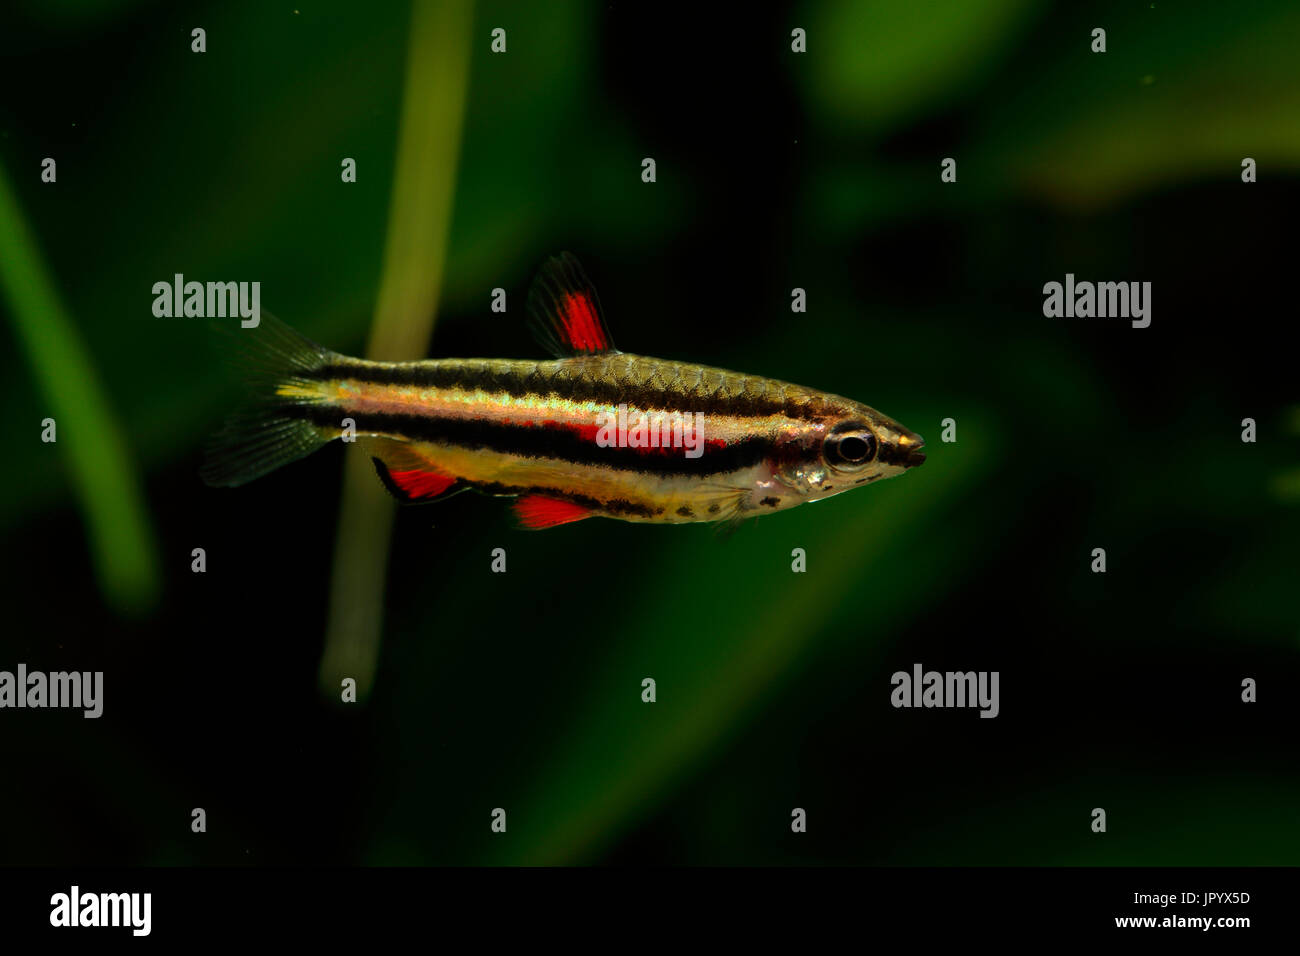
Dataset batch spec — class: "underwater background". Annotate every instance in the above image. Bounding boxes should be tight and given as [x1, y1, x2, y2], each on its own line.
[1, 0, 1297, 865]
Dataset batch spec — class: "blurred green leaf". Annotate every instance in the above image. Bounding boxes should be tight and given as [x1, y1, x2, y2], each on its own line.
[801, 0, 1037, 131]
[0, 160, 159, 614]
[319, 0, 475, 701]
[977, 3, 1300, 206]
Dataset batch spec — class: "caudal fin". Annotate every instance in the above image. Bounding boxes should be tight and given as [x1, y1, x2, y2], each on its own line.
[200, 313, 339, 487]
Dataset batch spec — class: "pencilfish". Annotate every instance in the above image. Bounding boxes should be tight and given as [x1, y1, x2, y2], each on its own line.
[201, 253, 926, 527]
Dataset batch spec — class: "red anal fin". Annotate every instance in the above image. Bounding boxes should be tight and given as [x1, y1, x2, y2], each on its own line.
[372, 457, 458, 502]
[513, 495, 594, 529]
[526, 252, 618, 357]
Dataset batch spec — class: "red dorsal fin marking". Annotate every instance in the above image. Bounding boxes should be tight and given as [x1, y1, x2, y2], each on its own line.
[526, 252, 618, 357]
[560, 292, 608, 352]
[513, 495, 594, 529]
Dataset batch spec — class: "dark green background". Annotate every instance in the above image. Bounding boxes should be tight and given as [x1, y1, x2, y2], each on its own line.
[1, 0, 1297, 865]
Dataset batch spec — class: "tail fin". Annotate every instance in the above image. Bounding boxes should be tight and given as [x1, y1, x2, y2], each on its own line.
[200, 312, 339, 487]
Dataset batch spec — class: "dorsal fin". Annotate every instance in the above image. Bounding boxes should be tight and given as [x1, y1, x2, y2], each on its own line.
[526, 252, 618, 357]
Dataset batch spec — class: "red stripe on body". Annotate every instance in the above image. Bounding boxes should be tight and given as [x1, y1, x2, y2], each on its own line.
[532, 419, 727, 456]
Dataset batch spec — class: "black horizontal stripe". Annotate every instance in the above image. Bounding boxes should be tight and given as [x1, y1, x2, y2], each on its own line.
[298, 406, 774, 476]
[306, 358, 820, 420]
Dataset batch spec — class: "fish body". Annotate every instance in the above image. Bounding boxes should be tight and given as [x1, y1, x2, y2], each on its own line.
[203, 254, 925, 527]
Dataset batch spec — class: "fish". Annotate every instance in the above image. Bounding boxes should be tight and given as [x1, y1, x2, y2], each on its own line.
[201, 253, 926, 528]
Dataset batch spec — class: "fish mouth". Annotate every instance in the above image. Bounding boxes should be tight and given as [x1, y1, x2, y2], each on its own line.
[897, 434, 926, 467]
[876, 435, 926, 468]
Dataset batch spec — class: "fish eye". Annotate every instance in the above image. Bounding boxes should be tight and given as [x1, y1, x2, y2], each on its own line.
[825, 429, 877, 467]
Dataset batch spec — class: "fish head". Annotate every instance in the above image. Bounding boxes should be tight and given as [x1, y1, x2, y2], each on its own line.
[758, 401, 925, 509]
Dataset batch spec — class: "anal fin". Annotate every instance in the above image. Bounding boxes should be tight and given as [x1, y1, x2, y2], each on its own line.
[513, 495, 594, 529]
